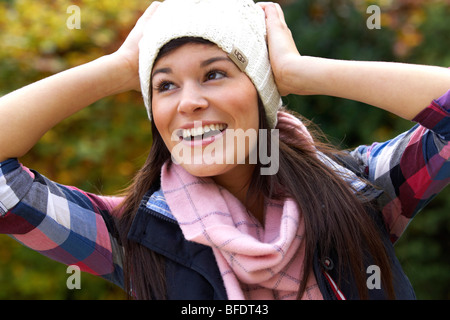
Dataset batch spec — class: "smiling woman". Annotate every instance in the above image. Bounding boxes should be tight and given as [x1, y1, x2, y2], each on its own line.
[0, 0, 449, 301]
[151, 40, 260, 180]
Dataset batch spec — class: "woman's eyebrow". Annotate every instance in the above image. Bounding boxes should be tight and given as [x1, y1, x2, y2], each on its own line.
[152, 67, 172, 78]
[200, 56, 233, 67]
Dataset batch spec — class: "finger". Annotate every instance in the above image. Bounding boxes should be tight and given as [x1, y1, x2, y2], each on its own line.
[136, 1, 161, 27]
[263, 2, 288, 29]
[143, 1, 161, 18]
[258, 2, 284, 32]
[273, 3, 289, 29]
[124, 1, 160, 44]
[257, 2, 276, 20]
[256, 1, 275, 11]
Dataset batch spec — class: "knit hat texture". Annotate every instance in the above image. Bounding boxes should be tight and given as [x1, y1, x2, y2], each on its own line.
[138, 0, 282, 128]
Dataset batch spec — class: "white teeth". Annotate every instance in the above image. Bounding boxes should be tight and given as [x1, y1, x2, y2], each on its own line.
[181, 124, 226, 139]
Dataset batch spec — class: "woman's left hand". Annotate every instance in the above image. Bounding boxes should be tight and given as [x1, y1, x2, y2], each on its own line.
[259, 2, 450, 119]
[258, 2, 303, 96]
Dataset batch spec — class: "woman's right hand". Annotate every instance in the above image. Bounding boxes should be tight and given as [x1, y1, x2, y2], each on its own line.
[111, 1, 161, 92]
[0, 2, 162, 162]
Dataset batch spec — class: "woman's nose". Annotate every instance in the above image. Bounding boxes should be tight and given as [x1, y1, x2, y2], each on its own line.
[177, 83, 208, 114]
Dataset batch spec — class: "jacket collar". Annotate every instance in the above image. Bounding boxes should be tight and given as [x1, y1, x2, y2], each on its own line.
[127, 186, 227, 299]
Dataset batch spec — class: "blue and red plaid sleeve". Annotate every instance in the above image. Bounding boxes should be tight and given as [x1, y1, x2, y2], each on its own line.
[351, 90, 450, 242]
[0, 158, 125, 288]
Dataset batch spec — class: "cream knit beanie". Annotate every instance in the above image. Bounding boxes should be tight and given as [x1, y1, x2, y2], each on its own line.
[138, 0, 282, 128]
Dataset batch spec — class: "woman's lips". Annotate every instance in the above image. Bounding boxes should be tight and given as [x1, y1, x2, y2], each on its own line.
[177, 122, 228, 146]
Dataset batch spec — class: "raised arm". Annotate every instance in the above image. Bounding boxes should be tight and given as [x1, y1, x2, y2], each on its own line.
[259, 2, 450, 120]
[0, 2, 160, 162]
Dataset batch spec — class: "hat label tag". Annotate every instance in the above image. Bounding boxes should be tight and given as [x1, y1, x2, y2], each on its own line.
[228, 46, 248, 72]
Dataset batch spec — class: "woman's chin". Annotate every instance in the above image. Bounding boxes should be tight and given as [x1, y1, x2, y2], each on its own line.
[177, 162, 234, 178]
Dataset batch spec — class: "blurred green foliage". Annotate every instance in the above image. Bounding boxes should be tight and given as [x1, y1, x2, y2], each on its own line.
[0, 0, 448, 299]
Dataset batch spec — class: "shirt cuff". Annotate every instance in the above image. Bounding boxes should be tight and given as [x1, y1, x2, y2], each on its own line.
[412, 89, 450, 139]
[0, 158, 35, 216]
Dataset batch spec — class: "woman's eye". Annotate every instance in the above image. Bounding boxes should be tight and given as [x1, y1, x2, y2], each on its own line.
[156, 81, 176, 92]
[206, 70, 226, 81]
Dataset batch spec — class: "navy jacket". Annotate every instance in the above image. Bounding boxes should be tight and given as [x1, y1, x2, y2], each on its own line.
[127, 182, 416, 300]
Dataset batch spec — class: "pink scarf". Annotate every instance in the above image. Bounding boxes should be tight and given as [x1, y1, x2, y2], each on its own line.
[160, 111, 325, 300]
[161, 163, 322, 300]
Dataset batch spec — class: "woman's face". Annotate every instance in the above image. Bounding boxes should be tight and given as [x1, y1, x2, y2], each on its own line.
[151, 42, 259, 180]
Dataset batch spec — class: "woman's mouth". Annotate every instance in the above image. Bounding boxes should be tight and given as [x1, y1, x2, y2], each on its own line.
[180, 123, 228, 141]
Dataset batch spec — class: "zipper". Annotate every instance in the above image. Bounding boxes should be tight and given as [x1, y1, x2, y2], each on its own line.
[323, 271, 346, 300]
[142, 205, 178, 224]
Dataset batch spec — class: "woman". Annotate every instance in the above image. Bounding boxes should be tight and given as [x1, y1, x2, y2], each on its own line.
[0, 0, 449, 300]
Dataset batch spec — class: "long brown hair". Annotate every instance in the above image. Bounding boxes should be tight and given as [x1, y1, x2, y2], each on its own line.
[114, 37, 395, 300]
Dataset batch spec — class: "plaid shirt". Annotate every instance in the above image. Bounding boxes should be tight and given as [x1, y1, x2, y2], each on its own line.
[1, 90, 449, 290]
